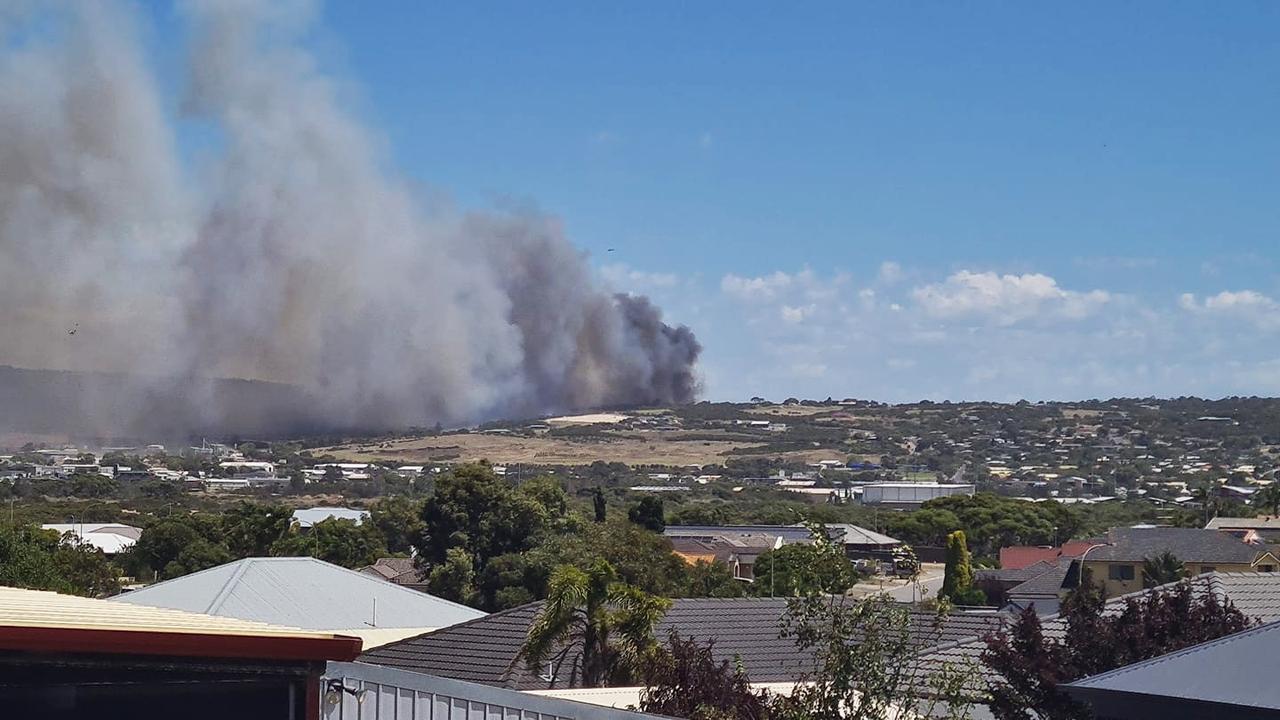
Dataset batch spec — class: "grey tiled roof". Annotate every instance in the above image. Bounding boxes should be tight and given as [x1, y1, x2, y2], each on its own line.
[1006, 559, 1075, 597]
[359, 597, 1005, 690]
[1088, 527, 1267, 564]
[915, 571, 1280, 695]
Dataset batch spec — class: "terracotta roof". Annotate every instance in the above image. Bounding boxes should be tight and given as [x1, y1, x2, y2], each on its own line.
[0, 585, 360, 661]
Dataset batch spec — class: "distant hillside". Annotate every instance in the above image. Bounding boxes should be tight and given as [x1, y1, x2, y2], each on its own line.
[0, 365, 334, 442]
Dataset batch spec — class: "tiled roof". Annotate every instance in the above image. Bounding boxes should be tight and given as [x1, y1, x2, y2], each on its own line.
[915, 572, 1280, 694]
[1088, 528, 1266, 564]
[359, 597, 1005, 690]
[1206, 516, 1280, 531]
[1006, 559, 1075, 597]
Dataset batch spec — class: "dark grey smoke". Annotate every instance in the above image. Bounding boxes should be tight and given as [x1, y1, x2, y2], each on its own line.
[0, 0, 700, 438]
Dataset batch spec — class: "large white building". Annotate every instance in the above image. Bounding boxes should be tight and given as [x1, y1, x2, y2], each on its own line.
[860, 482, 975, 507]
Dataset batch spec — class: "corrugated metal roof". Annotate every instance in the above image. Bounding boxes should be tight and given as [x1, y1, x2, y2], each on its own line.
[1065, 620, 1280, 711]
[110, 557, 485, 632]
[0, 585, 329, 639]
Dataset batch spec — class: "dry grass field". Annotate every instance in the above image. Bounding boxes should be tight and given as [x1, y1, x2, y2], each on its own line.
[322, 429, 767, 466]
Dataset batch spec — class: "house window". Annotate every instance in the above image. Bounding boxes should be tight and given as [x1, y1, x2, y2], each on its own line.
[1108, 564, 1135, 581]
[1201, 566, 1216, 573]
[1260, 565, 1275, 573]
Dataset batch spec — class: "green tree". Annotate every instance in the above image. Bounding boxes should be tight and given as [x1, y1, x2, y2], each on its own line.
[684, 560, 746, 598]
[751, 542, 855, 597]
[593, 488, 607, 523]
[221, 501, 292, 557]
[122, 515, 224, 579]
[629, 496, 666, 532]
[1141, 551, 1186, 588]
[416, 465, 557, 570]
[515, 560, 671, 688]
[428, 547, 478, 605]
[941, 530, 984, 605]
[371, 496, 425, 555]
[70, 473, 117, 498]
[271, 518, 387, 568]
[0, 525, 121, 597]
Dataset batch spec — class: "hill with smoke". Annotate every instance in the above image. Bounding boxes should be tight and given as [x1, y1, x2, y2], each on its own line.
[0, 1, 700, 438]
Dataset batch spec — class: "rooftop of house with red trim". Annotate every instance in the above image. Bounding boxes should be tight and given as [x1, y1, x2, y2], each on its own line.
[0, 586, 362, 662]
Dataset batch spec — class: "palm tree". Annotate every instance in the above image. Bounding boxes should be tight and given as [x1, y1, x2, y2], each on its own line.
[1142, 551, 1186, 588]
[514, 560, 670, 688]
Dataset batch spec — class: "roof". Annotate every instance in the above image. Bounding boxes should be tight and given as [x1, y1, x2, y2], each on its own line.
[110, 557, 485, 635]
[0, 585, 359, 661]
[663, 523, 900, 548]
[292, 506, 370, 527]
[359, 597, 1006, 690]
[1064, 620, 1280, 715]
[1087, 528, 1267, 564]
[999, 540, 1097, 570]
[41, 522, 142, 554]
[916, 572, 1280, 693]
[1207, 516, 1280, 531]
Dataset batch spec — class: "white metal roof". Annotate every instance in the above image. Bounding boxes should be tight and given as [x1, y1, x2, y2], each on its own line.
[110, 557, 485, 632]
[292, 506, 370, 527]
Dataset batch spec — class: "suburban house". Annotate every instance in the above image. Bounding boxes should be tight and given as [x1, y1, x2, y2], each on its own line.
[1065, 619, 1280, 719]
[358, 597, 1004, 702]
[663, 523, 902, 580]
[41, 521, 142, 555]
[998, 540, 1098, 570]
[0, 585, 360, 718]
[360, 557, 429, 591]
[1081, 528, 1280, 598]
[111, 557, 485, 648]
[668, 534, 778, 581]
[1206, 515, 1280, 543]
[977, 557, 1078, 615]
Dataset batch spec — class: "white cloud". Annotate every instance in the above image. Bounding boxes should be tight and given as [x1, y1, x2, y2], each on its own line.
[600, 263, 678, 290]
[912, 271, 1111, 324]
[721, 270, 798, 301]
[877, 261, 904, 284]
[1180, 290, 1280, 330]
[780, 304, 816, 324]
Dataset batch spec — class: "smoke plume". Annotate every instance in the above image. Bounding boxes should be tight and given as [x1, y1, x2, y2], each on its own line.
[0, 0, 700, 437]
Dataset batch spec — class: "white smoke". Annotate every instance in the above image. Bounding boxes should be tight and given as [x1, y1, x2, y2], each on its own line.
[0, 0, 700, 436]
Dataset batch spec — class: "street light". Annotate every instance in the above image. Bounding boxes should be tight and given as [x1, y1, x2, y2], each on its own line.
[1075, 543, 1111, 589]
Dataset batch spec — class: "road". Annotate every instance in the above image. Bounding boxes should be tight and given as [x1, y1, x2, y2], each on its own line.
[848, 563, 946, 603]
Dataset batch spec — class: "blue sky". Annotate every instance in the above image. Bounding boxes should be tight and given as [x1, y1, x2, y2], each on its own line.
[149, 1, 1280, 402]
